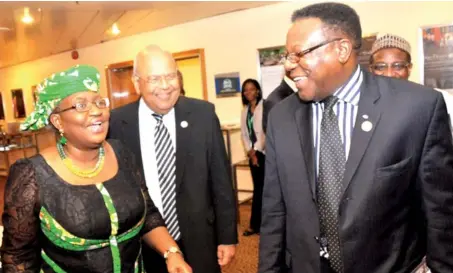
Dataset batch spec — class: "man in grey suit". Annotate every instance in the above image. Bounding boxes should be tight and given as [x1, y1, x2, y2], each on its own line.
[259, 3, 453, 273]
[109, 45, 237, 273]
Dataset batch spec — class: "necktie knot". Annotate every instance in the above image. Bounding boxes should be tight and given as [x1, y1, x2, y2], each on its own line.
[152, 113, 163, 123]
[323, 96, 339, 111]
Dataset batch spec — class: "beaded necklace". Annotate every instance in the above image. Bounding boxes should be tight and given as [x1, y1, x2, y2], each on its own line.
[56, 143, 105, 178]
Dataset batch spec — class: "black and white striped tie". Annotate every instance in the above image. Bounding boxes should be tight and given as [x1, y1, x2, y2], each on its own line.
[153, 114, 181, 240]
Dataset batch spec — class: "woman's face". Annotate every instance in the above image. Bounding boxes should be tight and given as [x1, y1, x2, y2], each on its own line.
[52, 91, 110, 149]
[243, 82, 258, 103]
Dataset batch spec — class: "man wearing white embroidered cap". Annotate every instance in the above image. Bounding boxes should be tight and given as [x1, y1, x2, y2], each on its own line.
[369, 33, 453, 137]
[369, 33, 413, 79]
[108, 45, 237, 273]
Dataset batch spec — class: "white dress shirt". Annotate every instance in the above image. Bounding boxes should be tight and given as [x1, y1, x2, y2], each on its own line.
[138, 98, 176, 215]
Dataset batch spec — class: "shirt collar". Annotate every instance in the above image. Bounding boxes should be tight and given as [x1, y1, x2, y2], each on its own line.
[332, 65, 363, 106]
[139, 97, 175, 121]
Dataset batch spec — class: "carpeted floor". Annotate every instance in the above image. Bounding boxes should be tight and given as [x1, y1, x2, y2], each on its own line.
[222, 202, 259, 273]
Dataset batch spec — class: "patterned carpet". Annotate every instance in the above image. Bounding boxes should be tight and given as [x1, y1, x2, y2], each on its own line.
[222, 202, 259, 273]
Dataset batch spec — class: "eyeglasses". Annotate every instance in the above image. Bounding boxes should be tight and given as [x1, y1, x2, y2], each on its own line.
[135, 73, 178, 85]
[282, 38, 343, 63]
[370, 62, 411, 72]
[57, 97, 110, 113]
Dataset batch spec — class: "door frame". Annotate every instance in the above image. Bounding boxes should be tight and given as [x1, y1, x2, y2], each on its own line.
[105, 60, 134, 109]
[173, 49, 208, 101]
[104, 48, 208, 103]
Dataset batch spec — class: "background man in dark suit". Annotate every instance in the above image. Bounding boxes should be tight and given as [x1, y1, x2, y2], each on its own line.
[109, 45, 237, 273]
[262, 71, 296, 133]
[259, 3, 453, 273]
[369, 32, 453, 138]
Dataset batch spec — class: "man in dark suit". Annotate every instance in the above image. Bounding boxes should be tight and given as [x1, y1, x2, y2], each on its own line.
[262, 72, 296, 133]
[109, 45, 237, 273]
[369, 33, 453, 138]
[259, 3, 453, 273]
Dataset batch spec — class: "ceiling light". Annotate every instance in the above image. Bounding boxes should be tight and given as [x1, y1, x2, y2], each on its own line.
[111, 23, 120, 36]
[21, 7, 34, 24]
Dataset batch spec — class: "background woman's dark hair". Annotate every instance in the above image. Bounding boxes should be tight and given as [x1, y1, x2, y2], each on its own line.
[241, 78, 263, 106]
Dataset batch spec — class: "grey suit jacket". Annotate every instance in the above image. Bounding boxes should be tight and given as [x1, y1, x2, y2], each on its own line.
[259, 71, 453, 273]
[108, 96, 238, 273]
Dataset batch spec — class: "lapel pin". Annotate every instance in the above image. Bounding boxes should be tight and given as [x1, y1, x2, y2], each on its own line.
[362, 114, 369, 119]
[361, 120, 373, 132]
[181, 121, 188, 128]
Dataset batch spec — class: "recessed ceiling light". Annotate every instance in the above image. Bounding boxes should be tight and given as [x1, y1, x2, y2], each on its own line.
[21, 7, 34, 24]
[111, 23, 120, 36]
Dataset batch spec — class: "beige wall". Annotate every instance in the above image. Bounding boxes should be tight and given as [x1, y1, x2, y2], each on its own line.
[0, 1, 452, 156]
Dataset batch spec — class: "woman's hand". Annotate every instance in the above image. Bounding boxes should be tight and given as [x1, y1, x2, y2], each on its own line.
[166, 253, 192, 273]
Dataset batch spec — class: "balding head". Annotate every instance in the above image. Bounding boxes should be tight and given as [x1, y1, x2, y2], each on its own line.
[132, 44, 181, 114]
[133, 45, 176, 76]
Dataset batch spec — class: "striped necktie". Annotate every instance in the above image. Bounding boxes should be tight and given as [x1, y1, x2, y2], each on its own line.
[152, 113, 181, 240]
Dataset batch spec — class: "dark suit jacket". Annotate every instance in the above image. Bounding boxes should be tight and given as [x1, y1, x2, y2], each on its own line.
[259, 71, 453, 273]
[108, 97, 238, 273]
[263, 80, 295, 133]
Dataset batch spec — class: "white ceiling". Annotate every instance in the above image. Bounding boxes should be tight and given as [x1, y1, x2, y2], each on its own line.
[0, 1, 277, 69]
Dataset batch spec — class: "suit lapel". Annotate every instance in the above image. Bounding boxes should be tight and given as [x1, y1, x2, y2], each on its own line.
[120, 102, 143, 169]
[174, 97, 191, 193]
[294, 99, 316, 201]
[342, 72, 382, 195]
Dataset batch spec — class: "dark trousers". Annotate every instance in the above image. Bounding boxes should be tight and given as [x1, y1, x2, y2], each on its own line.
[142, 239, 185, 273]
[320, 257, 336, 273]
[249, 150, 265, 232]
[284, 258, 334, 273]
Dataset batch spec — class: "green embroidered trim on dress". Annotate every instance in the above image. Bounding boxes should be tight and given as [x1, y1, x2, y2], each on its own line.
[39, 206, 144, 251]
[41, 250, 66, 273]
[39, 186, 148, 273]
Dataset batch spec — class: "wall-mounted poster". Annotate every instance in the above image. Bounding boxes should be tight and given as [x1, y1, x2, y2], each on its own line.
[214, 72, 240, 97]
[258, 46, 285, 99]
[11, 89, 26, 119]
[358, 34, 377, 69]
[420, 24, 453, 93]
[0, 93, 5, 120]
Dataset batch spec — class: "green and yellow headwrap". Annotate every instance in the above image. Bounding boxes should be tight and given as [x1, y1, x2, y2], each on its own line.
[20, 64, 101, 131]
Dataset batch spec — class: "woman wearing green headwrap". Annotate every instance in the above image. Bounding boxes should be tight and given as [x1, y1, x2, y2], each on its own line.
[0, 65, 192, 273]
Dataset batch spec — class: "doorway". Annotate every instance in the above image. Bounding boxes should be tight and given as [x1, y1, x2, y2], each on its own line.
[173, 49, 208, 100]
[105, 61, 138, 110]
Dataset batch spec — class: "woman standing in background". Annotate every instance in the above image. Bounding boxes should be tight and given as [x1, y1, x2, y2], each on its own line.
[240, 79, 265, 236]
